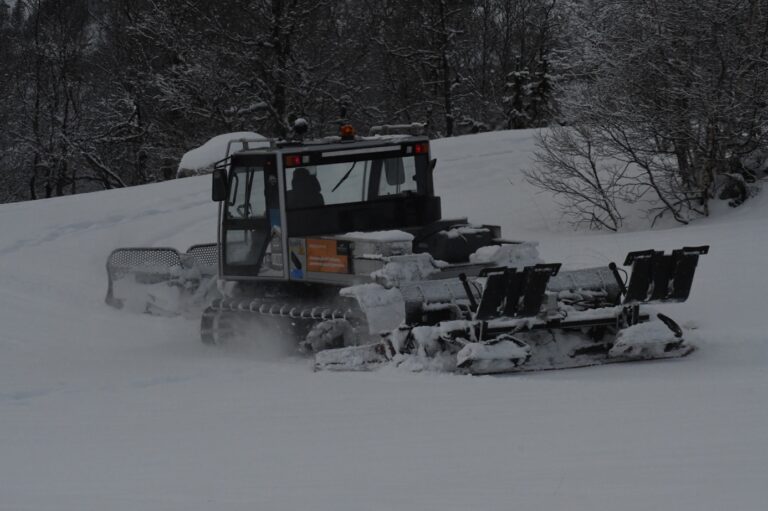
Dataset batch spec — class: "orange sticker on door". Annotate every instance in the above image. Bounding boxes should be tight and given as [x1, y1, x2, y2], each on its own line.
[306, 239, 351, 273]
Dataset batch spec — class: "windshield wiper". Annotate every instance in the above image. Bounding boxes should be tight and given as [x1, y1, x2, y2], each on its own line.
[243, 171, 255, 217]
[331, 161, 357, 193]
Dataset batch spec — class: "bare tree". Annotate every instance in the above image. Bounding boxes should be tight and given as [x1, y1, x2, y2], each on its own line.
[535, 0, 768, 227]
[526, 126, 629, 231]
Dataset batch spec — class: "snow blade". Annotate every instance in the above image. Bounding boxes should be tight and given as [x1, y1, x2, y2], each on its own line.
[105, 244, 218, 315]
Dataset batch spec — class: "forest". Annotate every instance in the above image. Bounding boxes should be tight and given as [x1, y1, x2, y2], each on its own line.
[1, 0, 766, 228]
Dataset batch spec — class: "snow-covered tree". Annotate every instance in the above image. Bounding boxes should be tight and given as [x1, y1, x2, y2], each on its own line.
[532, 0, 768, 226]
[5, 0, 96, 198]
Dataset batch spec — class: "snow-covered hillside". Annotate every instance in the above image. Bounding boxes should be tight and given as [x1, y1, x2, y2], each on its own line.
[1, 130, 766, 511]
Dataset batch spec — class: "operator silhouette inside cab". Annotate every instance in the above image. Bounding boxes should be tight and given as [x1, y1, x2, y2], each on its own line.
[287, 167, 324, 209]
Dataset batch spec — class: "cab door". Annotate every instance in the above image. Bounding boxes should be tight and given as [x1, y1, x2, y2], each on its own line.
[222, 155, 285, 279]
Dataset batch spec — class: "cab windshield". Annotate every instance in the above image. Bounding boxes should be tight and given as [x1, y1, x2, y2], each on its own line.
[284, 155, 423, 210]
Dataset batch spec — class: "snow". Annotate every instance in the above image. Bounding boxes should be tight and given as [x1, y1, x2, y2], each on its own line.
[177, 131, 267, 177]
[370, 253, 443, 287]
[456, 337, 531, 367]
[1, 129, 767, 510]
[443, 225, 489, 238]
[469, 241, 542, 267]
[340, 229, 415, 242]
[339, 283, 405, 334]
[609, 317, 683, 359]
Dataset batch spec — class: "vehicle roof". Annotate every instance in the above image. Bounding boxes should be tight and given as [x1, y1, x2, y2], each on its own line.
[233, 134, 429, 156]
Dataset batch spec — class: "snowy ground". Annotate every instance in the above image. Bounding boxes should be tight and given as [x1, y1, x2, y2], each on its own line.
[1, 130, 766, 510]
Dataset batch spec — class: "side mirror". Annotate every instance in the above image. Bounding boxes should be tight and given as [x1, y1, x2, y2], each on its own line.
[429, 158, 437, 173]
[211, 168, 228, 202]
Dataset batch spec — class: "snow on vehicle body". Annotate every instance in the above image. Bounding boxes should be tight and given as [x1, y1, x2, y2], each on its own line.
[106, 125, 709, 374]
